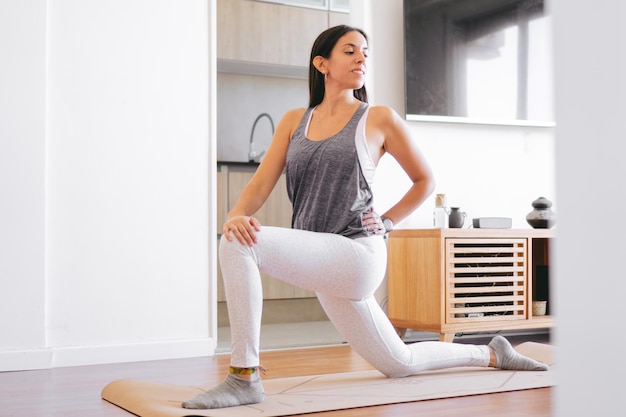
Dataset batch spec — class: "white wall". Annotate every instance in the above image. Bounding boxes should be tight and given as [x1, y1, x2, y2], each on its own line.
[551, 1, 625, 416]
[0, 0, 47, 362]
[0, 0, 216, 370]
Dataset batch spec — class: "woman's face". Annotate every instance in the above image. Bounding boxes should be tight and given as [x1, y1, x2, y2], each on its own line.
[325, 31, 368, 90]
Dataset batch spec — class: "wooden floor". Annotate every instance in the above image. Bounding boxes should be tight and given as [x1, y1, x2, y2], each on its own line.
[0, 335, 552, 417]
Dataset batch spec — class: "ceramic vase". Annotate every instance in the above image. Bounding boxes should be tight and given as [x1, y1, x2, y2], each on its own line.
[526, 196, 556, 229]
[449, 207, 466, 228]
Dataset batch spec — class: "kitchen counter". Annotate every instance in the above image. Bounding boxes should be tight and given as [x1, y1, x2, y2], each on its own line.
[217, 161, 260, 174]
[218, 160, 259, 168]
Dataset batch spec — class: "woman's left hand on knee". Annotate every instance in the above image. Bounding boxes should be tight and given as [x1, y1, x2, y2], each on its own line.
[223, 216, 262, 246]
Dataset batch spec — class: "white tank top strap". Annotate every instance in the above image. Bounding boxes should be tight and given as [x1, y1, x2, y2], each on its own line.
[355, 106, 375, 188]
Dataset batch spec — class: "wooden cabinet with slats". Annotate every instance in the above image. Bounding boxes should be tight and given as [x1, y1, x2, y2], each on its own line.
[387, 228, 555, 342]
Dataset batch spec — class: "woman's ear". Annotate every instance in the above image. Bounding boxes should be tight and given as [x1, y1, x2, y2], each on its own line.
[312, 55, 326, 75]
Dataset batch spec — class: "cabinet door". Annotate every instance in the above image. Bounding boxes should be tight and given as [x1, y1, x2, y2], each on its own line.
[226, 171, 292, 228]
[217, 0, 328, 67]
[328, 10, 350, 26]
[445, 238, 528, 324]
[254, 174, 292, 228]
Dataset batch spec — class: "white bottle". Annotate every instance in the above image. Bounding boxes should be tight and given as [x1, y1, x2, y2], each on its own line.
[433, 193, 449, 228]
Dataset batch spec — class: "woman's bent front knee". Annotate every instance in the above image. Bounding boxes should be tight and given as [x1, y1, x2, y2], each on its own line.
[219, 234, 257, 264]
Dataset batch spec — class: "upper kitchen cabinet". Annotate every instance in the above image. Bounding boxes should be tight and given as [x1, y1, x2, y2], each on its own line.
[328, 9, 350, 27]
[217, 0, 349, 75]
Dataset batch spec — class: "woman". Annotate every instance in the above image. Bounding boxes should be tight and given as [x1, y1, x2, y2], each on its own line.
[183, 25, 548, 410]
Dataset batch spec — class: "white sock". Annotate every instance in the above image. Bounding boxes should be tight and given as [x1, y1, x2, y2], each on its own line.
[488, 336, 549, 371]
[181, 374, 265, 409]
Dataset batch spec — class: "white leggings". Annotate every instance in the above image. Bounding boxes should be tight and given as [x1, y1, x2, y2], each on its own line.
[219, 226, 490, 377]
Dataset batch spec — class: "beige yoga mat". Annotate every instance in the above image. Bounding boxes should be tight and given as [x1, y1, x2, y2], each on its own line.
[102, 342, 555, 417]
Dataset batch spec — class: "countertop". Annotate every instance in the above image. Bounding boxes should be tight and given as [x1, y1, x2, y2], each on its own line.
[217, 160, 260, 167]
[217, 161, 261, 173]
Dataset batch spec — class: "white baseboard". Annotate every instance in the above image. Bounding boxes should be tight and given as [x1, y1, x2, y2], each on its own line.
[0, 337, 217, 371]
[0, 349, 54, 372]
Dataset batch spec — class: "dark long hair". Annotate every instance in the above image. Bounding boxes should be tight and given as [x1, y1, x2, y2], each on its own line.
[308, 25, 369, 108]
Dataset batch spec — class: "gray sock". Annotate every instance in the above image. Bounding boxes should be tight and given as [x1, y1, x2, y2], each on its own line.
[181, 374, 265, 409]
[488, 335, 549, 371]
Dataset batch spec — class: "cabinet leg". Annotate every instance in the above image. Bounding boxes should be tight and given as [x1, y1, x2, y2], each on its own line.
[395, 327, 407, 339]
[440, 333, 455, 343]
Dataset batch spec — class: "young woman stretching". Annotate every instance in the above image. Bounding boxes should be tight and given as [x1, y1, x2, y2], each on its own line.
[183, 25, 548, 410]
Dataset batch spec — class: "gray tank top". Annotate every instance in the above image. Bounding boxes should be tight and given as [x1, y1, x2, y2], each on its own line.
[286, 102, 373, 238]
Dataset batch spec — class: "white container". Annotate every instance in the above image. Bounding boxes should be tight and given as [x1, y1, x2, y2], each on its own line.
[532, 300, 547, 316]
[433, 194, 449, 228]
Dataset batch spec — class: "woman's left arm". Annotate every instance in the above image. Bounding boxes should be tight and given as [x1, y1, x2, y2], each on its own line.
[368, 105, 436, 225]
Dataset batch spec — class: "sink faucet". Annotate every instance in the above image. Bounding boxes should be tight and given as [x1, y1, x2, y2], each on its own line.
[249, 113, 274, 162]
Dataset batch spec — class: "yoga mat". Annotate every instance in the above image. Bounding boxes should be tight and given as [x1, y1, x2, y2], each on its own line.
[102, 342, 555, 417]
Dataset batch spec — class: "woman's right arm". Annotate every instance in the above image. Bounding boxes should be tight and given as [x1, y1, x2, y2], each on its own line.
[223, 108, 304, 246]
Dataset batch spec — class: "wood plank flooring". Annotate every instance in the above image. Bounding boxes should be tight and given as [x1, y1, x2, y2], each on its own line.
[0, 335, 552, 417]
